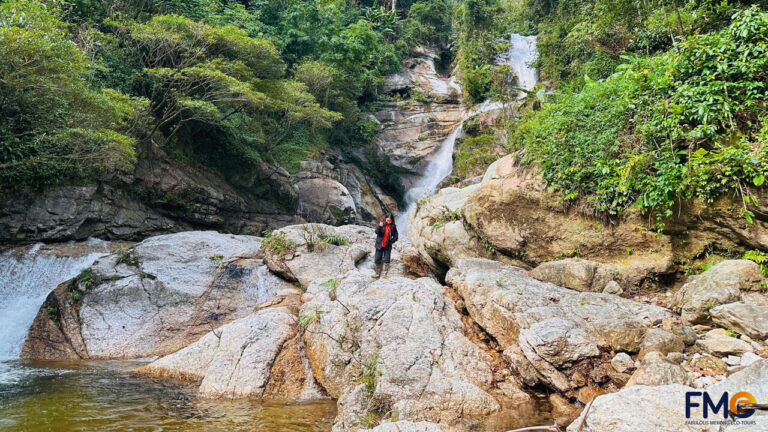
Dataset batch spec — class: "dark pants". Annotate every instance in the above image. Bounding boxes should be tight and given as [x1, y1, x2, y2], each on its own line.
[374, 246, 392, 264]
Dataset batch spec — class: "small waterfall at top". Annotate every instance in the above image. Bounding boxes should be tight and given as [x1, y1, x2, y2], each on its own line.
[498, 33, 539, 97]
[0, 240, 111, 360]
[396, 34, 538, 235]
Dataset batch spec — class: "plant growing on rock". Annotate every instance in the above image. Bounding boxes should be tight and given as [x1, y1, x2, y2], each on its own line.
[743, 250, 768, 276]
[262, 230, 295, 259]
[115, 248, 138, 267]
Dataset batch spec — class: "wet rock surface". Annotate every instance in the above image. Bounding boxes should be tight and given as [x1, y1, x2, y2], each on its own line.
[23, 231, 291, 359]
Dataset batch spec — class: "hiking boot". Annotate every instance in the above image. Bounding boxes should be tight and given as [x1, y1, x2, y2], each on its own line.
[382, 263, 390, 279]
[372, 263, 382, 279]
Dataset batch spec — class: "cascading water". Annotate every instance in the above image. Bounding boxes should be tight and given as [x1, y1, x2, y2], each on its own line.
[396, 34, 538, 235]
[0, 240, 111, 360]
[497, 33, 539, 96]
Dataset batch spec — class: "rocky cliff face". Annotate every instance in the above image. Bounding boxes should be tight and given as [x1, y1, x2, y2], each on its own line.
[372, 48, 465, 192]
[0, 145, 397, 244]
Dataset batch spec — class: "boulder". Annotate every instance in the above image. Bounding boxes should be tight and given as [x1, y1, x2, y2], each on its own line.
[690, 354, 728, 375]
[23, 231, 292, 359]
[362, 421, 458, 432]
[138, 306, 320, 399]
[295, 178, 357, 225]
[445, 258, 672, 392]
[262, 224, 371, 287]
[406, 185, 492, 274]
[300, 271, 535, 431]
[602, 281, 624, 296]
[638, 328, 685, 359]
[262, 224, 419, 287]
[461, 156, 675, 280]
[567, 360, 768, 432]
[610, 352, 635, 374]
[530, 260, 598, 292]
[697, 329, 755, 356]
[711, 302, 768, 340]
[626, 351, 691, 387]
[672, 260, 763, 324]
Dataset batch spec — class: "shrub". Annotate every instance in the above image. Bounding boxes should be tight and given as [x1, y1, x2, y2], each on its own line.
[262, 230, 296, 258]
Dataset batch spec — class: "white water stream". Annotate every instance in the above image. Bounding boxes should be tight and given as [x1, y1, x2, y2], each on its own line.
[396, 34, 538, 234]
[0, 240, 111, 360]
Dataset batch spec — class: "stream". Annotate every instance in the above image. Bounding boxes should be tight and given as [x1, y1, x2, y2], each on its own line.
[0, 242, 336, 431]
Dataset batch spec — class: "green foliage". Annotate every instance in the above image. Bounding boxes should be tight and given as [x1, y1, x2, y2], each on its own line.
[261, 230, 296, 258]
[298, 308, 324, 330]
[0, 0, 145, 194]
[513, 8, 768, 226]
[455, 134, 501, 179]
[115, 248, 139, 267]
[2, 0, 451, 197]
[320, 233, 351, 247]
[320, 277, 340, 299]
[357, 354, 381, 398]
[431, 219, 446, 232]
[744, 250, 768, 276]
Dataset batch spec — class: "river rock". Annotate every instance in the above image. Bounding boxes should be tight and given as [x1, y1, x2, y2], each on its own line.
[710, 302, 768, 340]
[698, 329, 755, 356]
[138, 306, 317, 399]
[23, 231, 292, 360]
[445, 258, 672, 392]
[638, 328, 685, 359]
[301, 271, 534, 431]
[672, 260, 763, 324]
[568, 359, 768, 432]
[626, 351, 691, 387]
[690, 354, 728, 374]
[610, 352, 635, 373]
[295, 178, 357, 225]
[530, 260, 599, 291]
[602, 280, 624, 295]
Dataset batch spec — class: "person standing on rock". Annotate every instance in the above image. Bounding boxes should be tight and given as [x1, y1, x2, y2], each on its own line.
[373, 214, 398, 279]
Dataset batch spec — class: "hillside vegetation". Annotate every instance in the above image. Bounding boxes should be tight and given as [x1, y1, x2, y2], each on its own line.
[0, 0, 454, 196]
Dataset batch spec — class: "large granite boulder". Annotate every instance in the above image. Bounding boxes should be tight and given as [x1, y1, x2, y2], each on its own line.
[406, 185, 492, 274]
[23, 231, 292, 359]
[445, 258, 672, 392]
[300, 271, 535, 431]
[262, 224, 422, 288]
[138, 304, 323, 399]
[711, 302, 768, 340]
[672, 260, 764, 324]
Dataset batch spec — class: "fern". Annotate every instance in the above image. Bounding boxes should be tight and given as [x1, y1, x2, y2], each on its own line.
[743, 249, 768, 276]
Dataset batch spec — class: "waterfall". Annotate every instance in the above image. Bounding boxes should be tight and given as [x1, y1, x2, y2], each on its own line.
[395, 125, 462, 230]
[396, 34, 538, 236]
[0, 240, 110, 360]
[497, 33, 539, 96]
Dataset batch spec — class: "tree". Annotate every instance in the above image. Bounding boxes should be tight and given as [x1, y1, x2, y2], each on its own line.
[0, 0, 146, 193]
